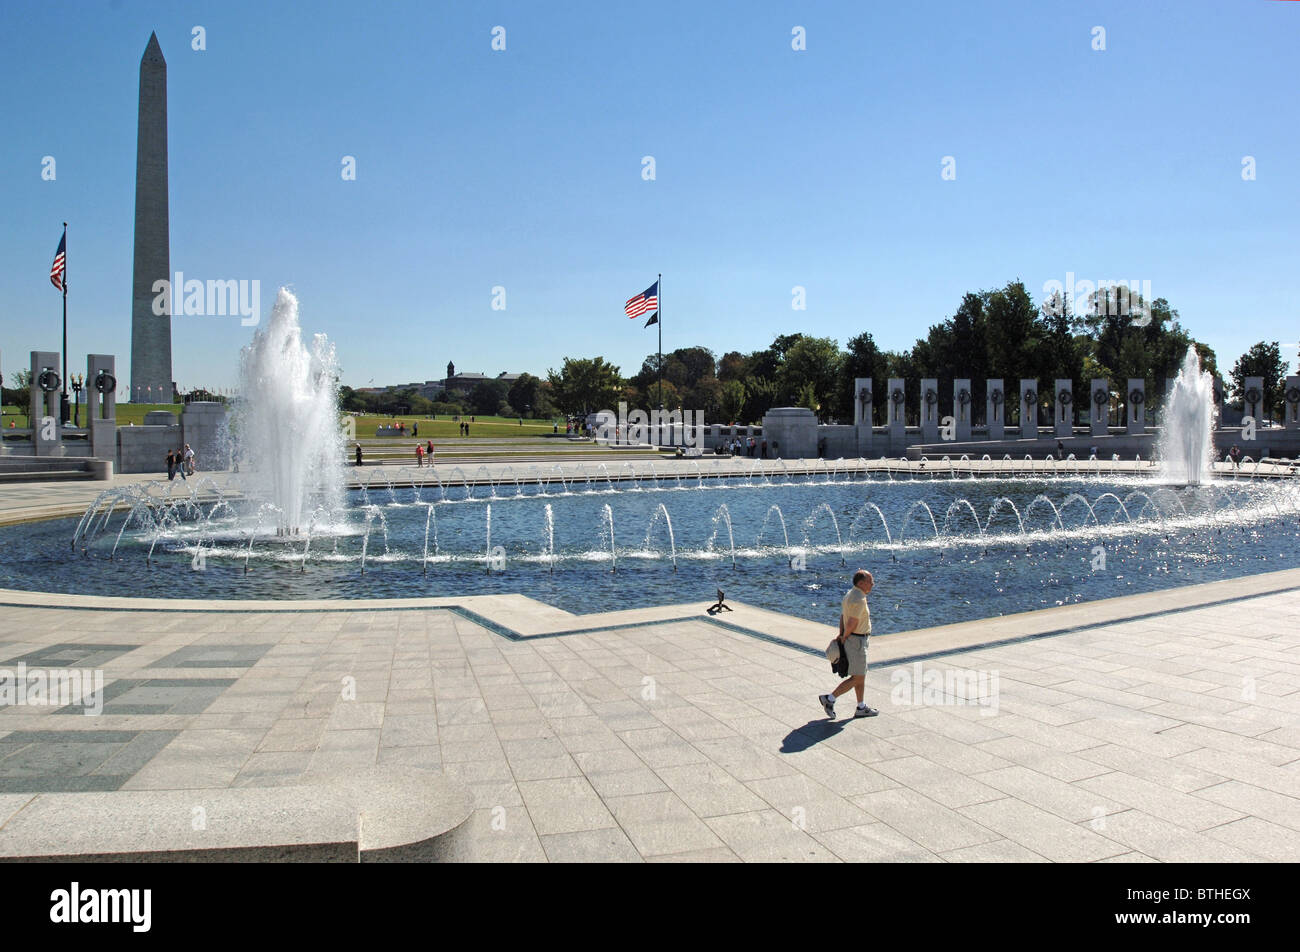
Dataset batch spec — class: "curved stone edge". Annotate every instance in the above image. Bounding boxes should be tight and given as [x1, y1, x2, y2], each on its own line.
[0, 767, 475, 864]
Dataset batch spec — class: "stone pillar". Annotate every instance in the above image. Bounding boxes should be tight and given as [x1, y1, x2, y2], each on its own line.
[1284, 375, 1300, 429]
[1212, 377, 1227, 424]
[887, 378, 906, 452]
[953, 378, 972, 442]
[986, 379, 1005, 441]
[920, 378, 939, 443]
[182, 401, 228, 472]
[1242, 376, 1265, 425]
[1126, 378, 1145, 435]
[1090, 379, 1109, 437]
[853, 377, 872, 426]
[853, 377, 873, 456]
[30, 351, 63, 457]
[87, 355, 118, 462]
[761, 406, 817, 459]
[1053, 379, 1073, 439]
[1020, 379, 1039, 440]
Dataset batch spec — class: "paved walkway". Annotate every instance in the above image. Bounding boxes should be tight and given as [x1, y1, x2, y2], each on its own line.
[1, 573, 1297, 862]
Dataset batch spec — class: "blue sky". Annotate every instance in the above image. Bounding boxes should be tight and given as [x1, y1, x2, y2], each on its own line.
[2, 0, 1296, 395]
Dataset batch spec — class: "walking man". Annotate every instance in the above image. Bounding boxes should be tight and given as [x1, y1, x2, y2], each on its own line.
[819, 569, 879, 718]
[183, 443, 195, 476]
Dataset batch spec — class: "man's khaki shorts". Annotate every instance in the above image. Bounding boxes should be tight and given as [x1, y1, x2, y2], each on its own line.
[845, 633, 868, 677]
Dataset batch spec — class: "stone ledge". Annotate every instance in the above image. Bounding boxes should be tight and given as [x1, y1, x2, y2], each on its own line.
[0, 766, 474, 863]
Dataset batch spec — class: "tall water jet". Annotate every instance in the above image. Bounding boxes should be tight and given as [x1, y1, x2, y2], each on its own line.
[1159, 345, 1215, 486]
[234, 289, 343, 534]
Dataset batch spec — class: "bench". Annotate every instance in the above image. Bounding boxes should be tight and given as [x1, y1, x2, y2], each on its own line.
[0, 766, 473, 863]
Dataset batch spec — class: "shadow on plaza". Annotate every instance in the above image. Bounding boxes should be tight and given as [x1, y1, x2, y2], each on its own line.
[780, 719, 849, 752]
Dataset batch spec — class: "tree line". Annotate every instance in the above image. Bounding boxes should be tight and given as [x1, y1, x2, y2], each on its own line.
[545, 280, 1294, 425]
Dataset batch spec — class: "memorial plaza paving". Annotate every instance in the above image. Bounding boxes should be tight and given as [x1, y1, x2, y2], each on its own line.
[0, 467, 1297, 861]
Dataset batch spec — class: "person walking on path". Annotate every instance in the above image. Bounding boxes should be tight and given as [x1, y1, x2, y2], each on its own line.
[819, 569, 879, 718]
[415, 443, 424, 467]
[183, 443, 195, 476]
[355, 443, 363, 467]
[176, 447, 188, 480]
[426, 439, 434, 461]
[165, 449, 177, 481]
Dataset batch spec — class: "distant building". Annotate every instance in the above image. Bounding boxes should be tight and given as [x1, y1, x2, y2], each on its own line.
[361, 364, 525, 402]
[441, 365, 522, 394]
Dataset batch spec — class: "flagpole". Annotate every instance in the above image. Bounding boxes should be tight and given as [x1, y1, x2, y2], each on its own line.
[61, 222, 69, 424]
[657, 273, 663, 413]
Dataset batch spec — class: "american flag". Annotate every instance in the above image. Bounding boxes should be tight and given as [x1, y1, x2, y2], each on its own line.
[50, 231, 66, 292]
[624, 280, 658, 319]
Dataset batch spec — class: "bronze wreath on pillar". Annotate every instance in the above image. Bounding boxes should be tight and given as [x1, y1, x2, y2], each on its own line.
[1286, 386, 1300, 404]
[1092, 389, 1108, 407]
[94, 370, 117, 395]
[891, 388, 905, 405]
[924, 388, 937, 405]
[37, 369, 60, 393]
[1023, 388, 1037, 405]
[1130, 388, 1145, 406]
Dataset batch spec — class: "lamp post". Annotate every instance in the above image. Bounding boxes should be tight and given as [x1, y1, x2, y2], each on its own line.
[70, 373, 84, 427]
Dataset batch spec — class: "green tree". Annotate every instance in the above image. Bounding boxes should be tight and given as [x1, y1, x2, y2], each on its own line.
[720, 379, 745, 422]
[717, 351, 746, 381]
[740, 376, 779, 423]
[2, 368, 32, 414]
[546, 357, 623, 416]
[466, 380, 509, 416]
[1230, 341, 1289, 419]
[507, 373, 544, 417]
[780, 337, 843, 420]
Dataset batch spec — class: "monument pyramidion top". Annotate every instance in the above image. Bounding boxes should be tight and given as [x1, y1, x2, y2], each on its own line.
[141, 31, 166, 69]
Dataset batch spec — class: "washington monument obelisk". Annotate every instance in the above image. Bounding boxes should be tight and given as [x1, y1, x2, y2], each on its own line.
[130, 32, 173, 403]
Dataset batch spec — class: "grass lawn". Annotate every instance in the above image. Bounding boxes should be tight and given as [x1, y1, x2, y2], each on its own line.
[342, 412, 564, 440]
[0, 405, 568, 440]
[1, 403, 180, 428]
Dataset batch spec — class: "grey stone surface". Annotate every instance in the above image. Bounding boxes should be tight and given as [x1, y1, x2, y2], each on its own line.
[2, 562, 1299, 862]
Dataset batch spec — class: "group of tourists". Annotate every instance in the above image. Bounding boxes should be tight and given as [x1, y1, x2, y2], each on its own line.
[724, 436, 766, 457]
[415, 440, 435, 466]
[165, 444, 195, 480]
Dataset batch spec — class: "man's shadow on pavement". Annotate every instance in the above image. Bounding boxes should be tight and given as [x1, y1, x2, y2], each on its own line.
[780, 719, 848, 753]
